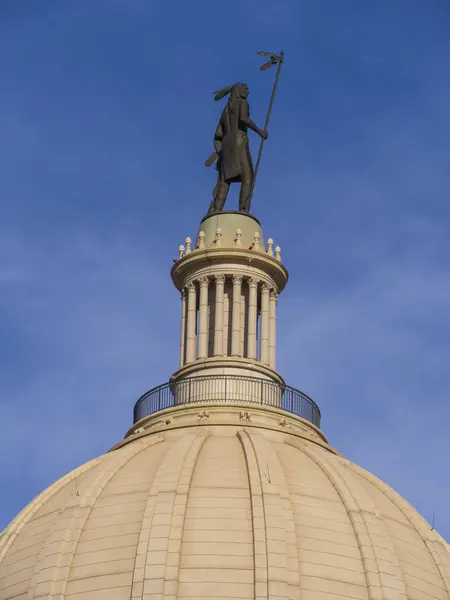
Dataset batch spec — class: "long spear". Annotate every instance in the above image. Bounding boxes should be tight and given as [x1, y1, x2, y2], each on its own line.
[250, 49, 285, 201]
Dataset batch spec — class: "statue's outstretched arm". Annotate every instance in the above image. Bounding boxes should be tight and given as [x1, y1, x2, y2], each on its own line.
[240, 101, 268, 139]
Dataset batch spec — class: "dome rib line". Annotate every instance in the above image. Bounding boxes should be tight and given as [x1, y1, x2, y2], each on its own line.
[163, 431, 209, 598]
[0, 455, 102, 566]
[288, 441, 408, 600]
[130, 435, 176, 598]
[238, 430, 269, 600]
[239, 430, 302, 599]
[132, 431, 209, 598]
[29, 437, 161, 599]
[344, 461, 450, 597]
[249, 431, 302, 596]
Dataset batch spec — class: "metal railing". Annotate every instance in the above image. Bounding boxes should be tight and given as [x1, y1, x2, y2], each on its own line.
[133, 375, 321, 428]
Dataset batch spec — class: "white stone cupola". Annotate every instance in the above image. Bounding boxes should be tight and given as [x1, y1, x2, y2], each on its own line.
[170, 211, 287, 403]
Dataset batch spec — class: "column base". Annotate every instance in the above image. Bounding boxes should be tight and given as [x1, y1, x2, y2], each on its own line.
[170, 357, 285, 407]
[172, 356, 284, 383]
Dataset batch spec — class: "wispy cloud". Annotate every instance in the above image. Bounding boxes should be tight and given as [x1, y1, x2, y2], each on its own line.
[0, 229, 175, 521]
[279, 214, 450, 538]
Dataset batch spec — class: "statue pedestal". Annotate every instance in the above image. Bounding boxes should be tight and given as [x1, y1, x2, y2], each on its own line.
[197, 211, 264, 249]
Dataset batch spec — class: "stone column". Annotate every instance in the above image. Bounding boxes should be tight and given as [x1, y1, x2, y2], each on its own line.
[198, 277, 209, 359]
[240, 290, 246, 357]
[214, 275, 225, 356]
[186, 281, 197, 363]
[179, 289, 186, 367]
[260, 283, 270, 365]
[247, 278, 258, 360]
[231, 275, 243, 356]
[269, 289, 278, 369]
[207, 300, 214, 357]
[223, 291, 230, 355]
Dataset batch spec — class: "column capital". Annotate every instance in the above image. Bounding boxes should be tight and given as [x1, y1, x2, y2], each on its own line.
[187, 281, 196, 292]
[248, 277, 259, 289]
[215, 274, 226, 285]
[181, 289, 186, 299]
[269, 289, 278, 301]
[232, 275, 243, 285]
[260, 281, 270, 292]
[199, 276, 210, 288]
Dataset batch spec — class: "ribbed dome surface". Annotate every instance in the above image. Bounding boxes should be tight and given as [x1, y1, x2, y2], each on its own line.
[1, 418, 449, 600]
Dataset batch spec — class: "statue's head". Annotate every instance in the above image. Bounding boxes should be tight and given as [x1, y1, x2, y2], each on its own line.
[235, 82, 249, 99]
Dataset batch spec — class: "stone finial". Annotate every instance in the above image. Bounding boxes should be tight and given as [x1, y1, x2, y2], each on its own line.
[253, 232, 260, 250]
[198, 230, 206, 249]
[185, 237, 192, 254]
[178, 244, 185, 259]
[215, 227, 222, 247]
[235, 228, 242, 247]
[275, 245, 281, 261]
[267, 238, 274, 256]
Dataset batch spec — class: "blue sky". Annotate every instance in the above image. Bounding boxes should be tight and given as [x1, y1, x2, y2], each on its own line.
[1, 1, 450, 540]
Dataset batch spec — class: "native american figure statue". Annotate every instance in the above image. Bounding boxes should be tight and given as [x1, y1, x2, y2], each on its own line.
[205, 82, 267, 215]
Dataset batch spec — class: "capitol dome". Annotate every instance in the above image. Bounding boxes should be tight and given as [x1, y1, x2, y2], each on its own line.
[1, 211, 449, 600]
[1, 407, 450, 600]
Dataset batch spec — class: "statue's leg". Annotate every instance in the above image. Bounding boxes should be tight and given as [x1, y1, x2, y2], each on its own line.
[212, 167, 229, 212]
[206, 198, 216, 216]
[214, 180, 229, 211]
[238, 142, 254, 213]
[207, 171, 229, 215]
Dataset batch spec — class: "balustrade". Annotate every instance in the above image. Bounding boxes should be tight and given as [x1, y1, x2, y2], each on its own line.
[133, 375, 321, 429]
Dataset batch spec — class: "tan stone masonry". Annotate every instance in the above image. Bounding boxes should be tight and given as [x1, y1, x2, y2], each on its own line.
[2, 412, 449, 600]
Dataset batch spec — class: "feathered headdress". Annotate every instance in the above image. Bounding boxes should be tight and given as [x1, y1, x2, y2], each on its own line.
[213, 85, 234, 102]
[213, 82, 248, 102]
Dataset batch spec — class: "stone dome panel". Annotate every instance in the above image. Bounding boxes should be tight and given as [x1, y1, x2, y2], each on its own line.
[1, 424, 449, 600]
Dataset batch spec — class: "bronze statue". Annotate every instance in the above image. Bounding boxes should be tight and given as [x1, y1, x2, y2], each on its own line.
[205, 82, 267, 215]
